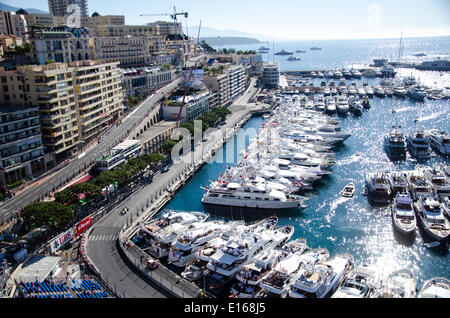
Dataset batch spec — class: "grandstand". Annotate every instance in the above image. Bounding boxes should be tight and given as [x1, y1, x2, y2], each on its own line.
[17, 279, 113, 299]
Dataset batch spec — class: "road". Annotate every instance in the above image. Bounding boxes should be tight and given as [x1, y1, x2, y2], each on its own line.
[0, 79, 181, 223]
[86, 78, 261, 298]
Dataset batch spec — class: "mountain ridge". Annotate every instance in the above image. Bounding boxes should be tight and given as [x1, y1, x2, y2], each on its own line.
[0, 2, 48, 14]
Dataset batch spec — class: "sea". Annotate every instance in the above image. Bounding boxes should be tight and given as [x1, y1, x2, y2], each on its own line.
[163, 36, 450, 290]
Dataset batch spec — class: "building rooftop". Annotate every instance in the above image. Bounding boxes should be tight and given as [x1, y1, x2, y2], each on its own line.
[136, 121, 177, 142]
[17, 255, 61, 283]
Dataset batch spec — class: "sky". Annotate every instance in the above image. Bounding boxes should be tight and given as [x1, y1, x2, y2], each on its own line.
[6, 0, 450, 40]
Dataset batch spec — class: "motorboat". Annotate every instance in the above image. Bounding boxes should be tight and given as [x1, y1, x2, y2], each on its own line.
[180, 258, 208, 282]
[418, 277, 450, 298]
[287, 253, 354, 298]
[422, 166, 450, 200]
[275, 49, 293, 55]
[357, 86, 366, 96]
[336, 96, 349, 115]
[351, 69, 362, 79]
[348, 97, 363, 115]
[366, 172, 392, 205]
[380, 65, 396, 78]
[383, 126, 407, 160]
[341, 183, 355, 197]
[378, 269, 417, 298]
[406, 131, 432, 160]
[167, 221, 228, 267]
[441, 196, 450, 219]
[387, 171, 409, 195]
[391, 193, 416, 236]
[259, 248, 329, 297]
[331, 264, 381, 298]
[415, 196, 450, 241]
[424, 129, 450, 155]
[406, 170, 434, 201]
[374, 86, 385, 97]
[393, 85, 408, 97]
[384, 86, 393, 97]
[407, 85, 427, 102]
[325, 97, 336, 115]
[363, 86, 374, 97]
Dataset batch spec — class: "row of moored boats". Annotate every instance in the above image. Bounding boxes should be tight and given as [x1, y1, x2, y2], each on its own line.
[134, 212, 450, 298]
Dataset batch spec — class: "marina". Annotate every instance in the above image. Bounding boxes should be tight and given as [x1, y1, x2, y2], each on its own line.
[126, 64, 449, 297]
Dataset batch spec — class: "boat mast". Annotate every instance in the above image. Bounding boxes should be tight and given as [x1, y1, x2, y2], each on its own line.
[398, 30, 403, 63]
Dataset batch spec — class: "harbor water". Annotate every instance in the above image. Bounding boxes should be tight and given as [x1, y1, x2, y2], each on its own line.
[161, 37, 450, 289]
[163, 88, 449, 289]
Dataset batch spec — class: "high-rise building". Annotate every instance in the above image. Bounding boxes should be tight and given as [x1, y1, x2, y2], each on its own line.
[28, 26, 91, 65]
[0, 60, 124, 165]
[262, 63, 280, 88]
[0, 105, 45, 187]
[48, 0, 89, 18]
[0, 11, 28, 41]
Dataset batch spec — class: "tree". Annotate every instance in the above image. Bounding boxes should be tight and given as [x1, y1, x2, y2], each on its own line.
[21, 202, 74, 231]
[16, 9, 28, 15]
[45, 59, 56, 65]
[162, 140, 178, 154]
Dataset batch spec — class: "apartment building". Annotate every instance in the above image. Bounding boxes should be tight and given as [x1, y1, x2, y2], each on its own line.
[90, 24, 159, 38]
[0, 106, 45, 187]
[86, 15, 125, 28]
[0, 11, 28, 41]
[72, 60, 123, 145]
[90, 36, 150, 68]
[48, 0, 89, 18]
[28, 26, 91, 65]
[147, 21, 183, 37]
[24, 14, 56, 28]
[0, 60, 123, 165]
[204, 64, 246, 107]
[121, 67, 175, 98]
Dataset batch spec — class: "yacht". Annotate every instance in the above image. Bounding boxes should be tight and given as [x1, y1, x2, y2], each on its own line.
[230, 228, 297, 298]
[374, 86, 385, 97]
[383, 126, 407, 160]
[387, 171, 409, 195]
[323, 87, 331, 95]
[331, 264, 381, 298]
[351, 69, 362, 79]
[402, 75, 417, 86]
[424, 129, 450, 155]
[317, 71, 324, 78]
[380, 65, 396, 78]
[357, 86, 367, 96]
[406, 131, 432, 160]
[364, 86, 374, 97]
[415, 196, 450, 241]
[336, 96, 349, 115]
[259, 248, 329, 297]
[378, 269, 417, 298]
[275, 49, 293, 55]
[287, 253, 354, 298]
[366, 172, 392, 205]
[393, 85, 407, 97]
[406, 170, 434, 201]
[423, 166, 450, 200]
[441, 196, 450, 219]
[391, 193, 416, 236]
[348, 97, 363, 115]
[407, 85, 427, 101]
[418, 277, 450, 298]
[203, 223, 294, 296]
[325, 71, 334, 78]
[384, 86, 393, 97]
[147, 221, 195, 259]
[201, 180, 308, 211]
[325, 97, 336, 115]
[167, 221, 228, 267]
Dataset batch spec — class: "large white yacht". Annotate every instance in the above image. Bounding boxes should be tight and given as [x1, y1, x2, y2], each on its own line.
[203, 222, 293, 296]
[383, 126, 407, 160]
[287, 253, 354, 298]
[259, 248, 329, 297]
[406, 170, 434, 201]
[167, 220, 229, 267]
[425, 129, 450, 155]
[393, 85, 408, 97]
[378, 269, 417, 298]
[406, 131, 432, 160]
[331, 264, 381, 298]
[201, 180, 307, 211]
[229, 226, 296, 298]
[391, 193, 416, 236]
[422, 166, 450, 200]
[418, 277, 450, 298]
[415, 197, 450, 241]
[366, 172, 392, 205]
[386, 171, 409, 195]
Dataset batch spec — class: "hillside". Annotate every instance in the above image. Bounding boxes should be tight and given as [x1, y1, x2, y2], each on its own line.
[199, 37, 262, 46]
[0, 2, 48, 14]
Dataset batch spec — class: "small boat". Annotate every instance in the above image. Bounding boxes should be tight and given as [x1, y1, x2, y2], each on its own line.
[391, 193, 416, 236]
[275, 49, 293, 55]
[296, 50, 306, 53]
[341, 183, 355, 197]
[310, 47, 322, 50]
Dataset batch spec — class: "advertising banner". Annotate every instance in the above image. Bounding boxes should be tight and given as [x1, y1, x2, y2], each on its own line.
[74, 216, 92, 239]
[50, 227, 74, 254]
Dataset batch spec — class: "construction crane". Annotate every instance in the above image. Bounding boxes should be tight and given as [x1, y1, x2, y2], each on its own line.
[140, 6, 188, 23]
